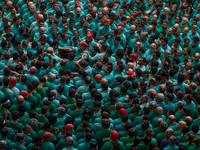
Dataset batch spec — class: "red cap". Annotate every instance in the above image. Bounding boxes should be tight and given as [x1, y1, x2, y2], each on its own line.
[149, 89, 157, 98]
[42, 132, 52, 141]
[19, 90, 28, 97]
[62, 124, 73, 135]
[80, 42, 89, 48]
[30, 67, 36, 74]
[118, 23, 125, 27]
[75, 4, 81, 8]
[88, 4, 94, 7]
[103, 2, 108, 5]
[119, 108, 127, 116]
[130, 53, 138, 59]
[104, 19, 110, 23]
[9, 77, 17, 88]
[86, 34, 93, 39]
[111, 130, 119, 142]
[130, 13, 136, 17]
[144, 16, 149, 20]
[95, 74, 103, 82]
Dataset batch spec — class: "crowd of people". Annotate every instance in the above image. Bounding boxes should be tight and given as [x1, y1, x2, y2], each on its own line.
[0, 0, 200, 149]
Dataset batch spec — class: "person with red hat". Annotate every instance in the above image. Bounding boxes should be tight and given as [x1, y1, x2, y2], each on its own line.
[101, 130, 125, 150]
[24, 66, 39, 85]
[85, 33, 96, 51]
[40, 132, 55, 150]
[96, 18, 112, 40]
[9, 77, 19, 97]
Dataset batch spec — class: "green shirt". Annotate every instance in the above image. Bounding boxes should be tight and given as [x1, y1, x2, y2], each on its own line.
[101, 141, 125, 150]
[6, 120, 23, 133]
[40, 141, 55, 150]
[95, 130, 113, 149]
[26, 95, 38, 110]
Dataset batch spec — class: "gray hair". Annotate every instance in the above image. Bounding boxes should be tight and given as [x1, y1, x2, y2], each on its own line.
[65, 4, 70, 9]
[83, 22, 89, 27]
[192, 25, 198, 29]
[66, 136, 74, 146]
[47, 47, 53, 54]
[170, 136, 177, 145]
[156, 93, 165, 102]
[23, 125, 31, 134]
[150, 101, 157, 108]
[58, 107, 66, 116]
[151, 43, 157, 49]
[177, 101, 184, 109]
[154, 40, 161, 47]
[187, 62, 193, 68]
[141, 95, 149, 103]
[29, 118, 38, 127]
[156, 107, 163, 115]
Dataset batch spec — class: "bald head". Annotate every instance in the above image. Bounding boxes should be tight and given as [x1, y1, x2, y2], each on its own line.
[169, 115, 176, 123]
[195, 53, 200, 57]
[165, 128, 174, 137]
[49, 74, 56, 81]
[101, 79, 108, 84]
[50, 90, 57, 96]
[126, 62, 134, 69]
[28, 2, 34, 6]
[40, 27, 45, 31]
[177, 121, 186, 129]
[17, 95, 24, 102]
[147, 25, 153, 34]
[0, 140, 7, 149]
[142, 32, 148, 38]
[130, 25, 136, 30]
[37, 14, 43, 20]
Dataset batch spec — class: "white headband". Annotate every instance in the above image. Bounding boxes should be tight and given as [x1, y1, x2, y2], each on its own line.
[1, 100, 10, 106]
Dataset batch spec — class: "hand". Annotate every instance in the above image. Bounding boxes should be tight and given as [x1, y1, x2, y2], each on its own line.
[173, 83, 178, 86]
[4, 110, 10, 116]
[181, 65, 185, 68]
[8, 48, 12, 51]
[47, 53, 51, 57]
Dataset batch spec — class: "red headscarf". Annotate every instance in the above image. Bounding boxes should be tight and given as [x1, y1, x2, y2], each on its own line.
[149, 89, 157, 98]
[130, 53, 138, 66]
[111, 130, 119, 142]
[9, 77, 17, 88]
[86, 34, 93, 39]
[42, 132, 52, 141]
[80, 42, 89, 48]
[62, 124, 73, 135]
[119, 108, 127, 116]
[118, 23, 125, 27]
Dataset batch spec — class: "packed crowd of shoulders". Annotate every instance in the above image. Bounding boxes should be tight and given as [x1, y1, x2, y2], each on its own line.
[1, 0, 200, 149]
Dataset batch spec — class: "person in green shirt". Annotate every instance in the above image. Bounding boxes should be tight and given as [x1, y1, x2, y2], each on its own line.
[174, 121, 186, 137]
[40, 132, 55, 150]
[187, 136, 200, 150]
[120, 128, 136, 147]
[95, 118, 113, 149]
[6, 111, 23, 134]
[155, 122, 168, 147]
[0, 98, 11, 121]
[26, 84, 38, 110]
[27, 136, 43, 150]
[0, 127, 13, 150]
[101, 130, 125, 150]
[163, 136, 179, 150]
[70, 99, 84, 121]
[37, 106, 49, 128]
[10, 133, 27, 150]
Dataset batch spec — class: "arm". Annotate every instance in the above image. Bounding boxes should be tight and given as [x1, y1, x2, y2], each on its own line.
[47, 54, 53, 70]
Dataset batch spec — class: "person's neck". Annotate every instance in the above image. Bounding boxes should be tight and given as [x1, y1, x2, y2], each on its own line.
[28, 91, 32, 95]
[40, 113, 45, 117]
[68, 96, 74, 99]
[121, 121, 126, 125]
[38, 83, 44, 88]
[11, 120, 17, 123]
[17, 103, 22, 106]
[104, 128, 110, 131]
[76, 107, 82, 110]
[168, 101, 172, 104]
